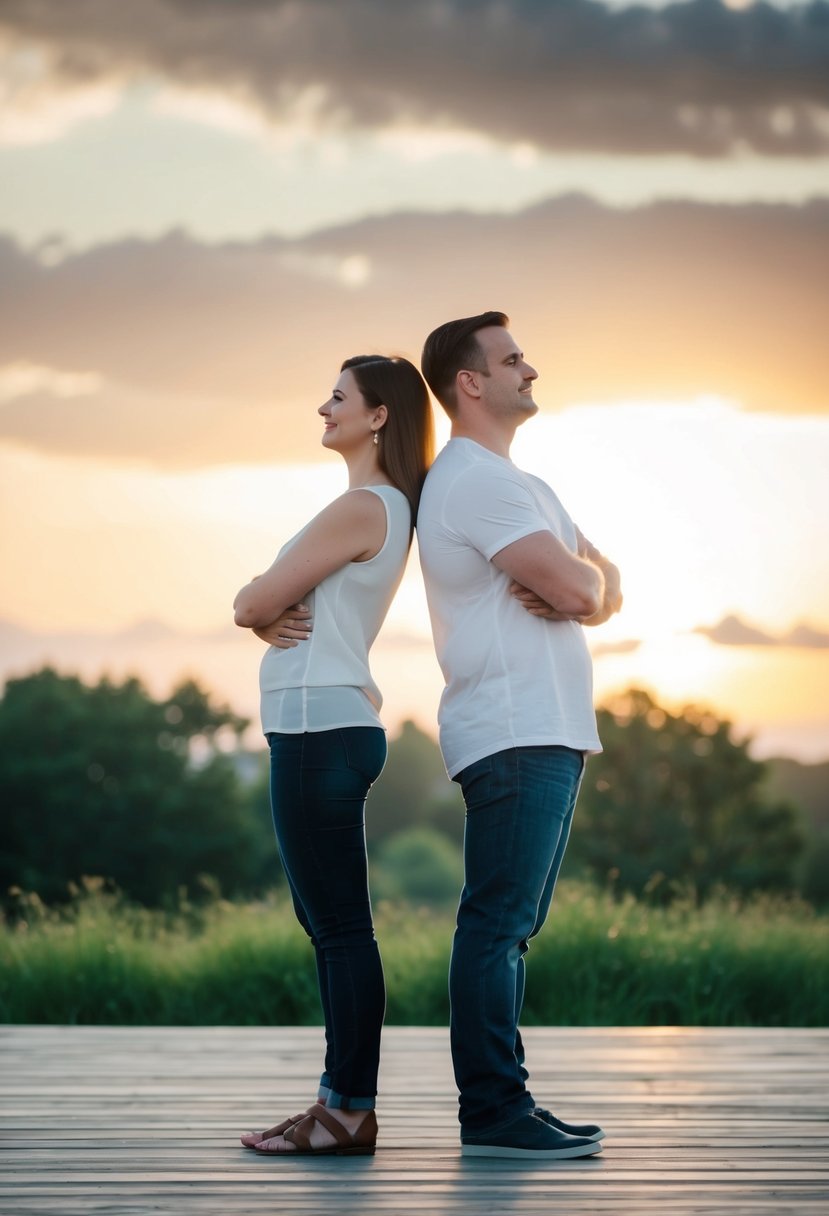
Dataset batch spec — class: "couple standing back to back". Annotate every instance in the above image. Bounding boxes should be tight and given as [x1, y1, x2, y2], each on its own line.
[233, 311, 623, 1160]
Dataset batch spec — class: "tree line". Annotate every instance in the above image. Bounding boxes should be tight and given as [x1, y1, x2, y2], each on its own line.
[1, 669, 824, 910]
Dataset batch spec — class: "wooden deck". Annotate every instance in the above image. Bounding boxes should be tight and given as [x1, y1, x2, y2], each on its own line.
[2, 1025, 828, 1215]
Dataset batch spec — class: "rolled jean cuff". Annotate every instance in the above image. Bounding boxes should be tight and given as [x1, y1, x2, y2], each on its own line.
[325, 1088, 376, 1111]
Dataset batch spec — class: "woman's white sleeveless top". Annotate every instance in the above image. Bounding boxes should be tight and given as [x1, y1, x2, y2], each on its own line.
[259, 485, 411, 734]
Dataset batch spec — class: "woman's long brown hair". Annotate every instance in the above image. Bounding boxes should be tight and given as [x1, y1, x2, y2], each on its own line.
[342, 355, 435, 518]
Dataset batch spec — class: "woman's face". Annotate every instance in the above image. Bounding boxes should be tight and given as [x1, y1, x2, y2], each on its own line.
[318, 369, 377, 454]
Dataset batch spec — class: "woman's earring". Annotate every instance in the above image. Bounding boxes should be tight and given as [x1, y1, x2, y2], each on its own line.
[372, 430, 379, 446]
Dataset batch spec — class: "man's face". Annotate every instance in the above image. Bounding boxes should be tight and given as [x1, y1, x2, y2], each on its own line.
[475, 326, 539, 423]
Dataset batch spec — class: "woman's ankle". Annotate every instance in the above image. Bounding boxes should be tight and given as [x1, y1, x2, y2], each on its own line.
[329, 1106, 373, 1126]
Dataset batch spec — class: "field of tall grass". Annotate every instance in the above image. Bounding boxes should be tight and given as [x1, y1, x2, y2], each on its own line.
[1, 881, 826, 1026]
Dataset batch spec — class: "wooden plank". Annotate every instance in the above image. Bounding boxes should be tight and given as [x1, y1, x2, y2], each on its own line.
[1, 1026, 828, 1215]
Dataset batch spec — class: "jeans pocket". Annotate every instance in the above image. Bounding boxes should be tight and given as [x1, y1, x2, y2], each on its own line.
[338, 727, 387, 786]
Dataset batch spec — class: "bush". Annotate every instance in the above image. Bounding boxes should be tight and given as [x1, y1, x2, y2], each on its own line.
[0, 669, 278, 906]
[371, 827, 463, 905]
[569, 689, 804, 900]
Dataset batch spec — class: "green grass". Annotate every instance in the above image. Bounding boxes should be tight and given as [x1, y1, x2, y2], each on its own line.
[1, 882, 826, 1026]
[521, 884, 829, 1026]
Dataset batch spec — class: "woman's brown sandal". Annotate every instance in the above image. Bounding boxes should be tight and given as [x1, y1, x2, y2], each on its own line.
[240, 1114, 305, 1149]
[254, 1103, 377, 1156]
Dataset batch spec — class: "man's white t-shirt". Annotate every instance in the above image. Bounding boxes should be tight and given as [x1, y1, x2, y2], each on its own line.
[417, 438, 601, 778]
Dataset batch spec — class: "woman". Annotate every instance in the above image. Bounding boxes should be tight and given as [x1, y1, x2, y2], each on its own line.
[234, 355, 434, 1156]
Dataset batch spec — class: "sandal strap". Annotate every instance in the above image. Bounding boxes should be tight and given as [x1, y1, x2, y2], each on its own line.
[259, 1113, 305, 1139]
[284, 1103, 354, 1151]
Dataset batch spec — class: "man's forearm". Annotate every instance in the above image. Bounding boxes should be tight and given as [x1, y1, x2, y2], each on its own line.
[574, 529, 622, 625]
[581, 558, 622, 625]
[507, 528, 622, 625]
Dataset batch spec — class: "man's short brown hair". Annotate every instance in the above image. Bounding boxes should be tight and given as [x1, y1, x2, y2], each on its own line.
[421, 311, 509, 415]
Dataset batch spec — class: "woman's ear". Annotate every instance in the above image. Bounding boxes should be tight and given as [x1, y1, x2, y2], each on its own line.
[373, 403, 389, 429]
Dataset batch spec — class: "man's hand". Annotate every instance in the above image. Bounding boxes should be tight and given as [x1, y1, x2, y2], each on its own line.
[508, 581, 588, 621]
[509, 552, 622, 626]
[253, 603, 313, 649]
[595, 559, 623, 616]
[575, 558, 622, 626]
[572, 528, 623, 625]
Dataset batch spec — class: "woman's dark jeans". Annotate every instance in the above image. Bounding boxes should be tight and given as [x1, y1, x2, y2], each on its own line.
[449, 745, 585, 1134]
[267, 727, 387, 1110]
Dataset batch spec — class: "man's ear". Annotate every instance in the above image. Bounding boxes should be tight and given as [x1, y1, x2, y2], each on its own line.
[457, 369, 482, 399]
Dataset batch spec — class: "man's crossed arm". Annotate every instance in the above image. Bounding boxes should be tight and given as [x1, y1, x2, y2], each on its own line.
[495, 526, 622, 626]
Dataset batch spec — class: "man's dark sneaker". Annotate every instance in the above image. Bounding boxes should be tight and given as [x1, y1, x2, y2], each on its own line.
[533, 1106, 605, 1142]
[461, 1112, 603, 1159]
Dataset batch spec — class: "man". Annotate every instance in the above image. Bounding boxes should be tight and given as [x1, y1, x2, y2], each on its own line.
[417, 311, 622, 1159]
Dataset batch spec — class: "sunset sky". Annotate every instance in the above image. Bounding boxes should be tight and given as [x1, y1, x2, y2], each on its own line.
[1, 0, 827, 761]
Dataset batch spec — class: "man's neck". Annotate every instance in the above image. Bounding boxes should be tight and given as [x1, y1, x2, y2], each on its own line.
[450, 420, 514, 460]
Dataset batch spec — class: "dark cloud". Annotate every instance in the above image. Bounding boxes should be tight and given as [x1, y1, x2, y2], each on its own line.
[0, 195, 827, 466]
[695, 613, 829, 648]
[589, 638, 643, 658]
[786, 623, 829, 647]
[1, 0, 828, 155]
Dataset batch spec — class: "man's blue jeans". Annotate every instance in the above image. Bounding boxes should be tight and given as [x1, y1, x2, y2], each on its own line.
[449, 745, 584, 1134]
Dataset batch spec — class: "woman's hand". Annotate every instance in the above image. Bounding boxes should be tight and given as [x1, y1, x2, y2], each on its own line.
[253, 604, 313, 649]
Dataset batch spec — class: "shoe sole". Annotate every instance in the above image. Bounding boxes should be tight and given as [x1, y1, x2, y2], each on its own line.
[461, 1140, 602, 1160]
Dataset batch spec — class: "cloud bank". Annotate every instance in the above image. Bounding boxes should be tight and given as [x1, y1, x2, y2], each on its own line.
[1, 0, 828, 155]
[1, 196, 826, 466]
[695, 613, 829, 648]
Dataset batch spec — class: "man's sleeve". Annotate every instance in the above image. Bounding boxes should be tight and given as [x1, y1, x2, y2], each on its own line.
[447, 464, 549, 561]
